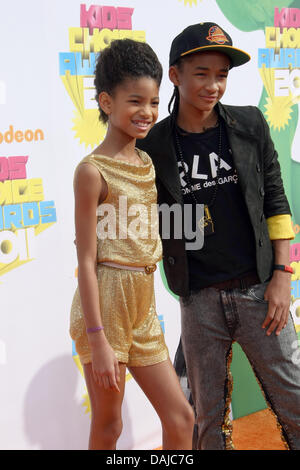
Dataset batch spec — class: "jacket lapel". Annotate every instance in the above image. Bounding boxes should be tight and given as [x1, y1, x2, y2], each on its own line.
[218, 103, 256, 197]
[225, 127, 256, 196]
[146, 118, 183, 205]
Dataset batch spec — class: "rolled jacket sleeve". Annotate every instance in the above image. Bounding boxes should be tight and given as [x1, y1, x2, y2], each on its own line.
[259, 109, 292, 218]
[266, 214, 295, 240]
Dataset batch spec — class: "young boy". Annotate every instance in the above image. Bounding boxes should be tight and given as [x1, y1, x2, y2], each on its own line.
[138, 22, 300, 450]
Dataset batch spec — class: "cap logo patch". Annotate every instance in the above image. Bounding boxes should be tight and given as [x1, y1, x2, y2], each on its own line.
[206, 26, 229, 45]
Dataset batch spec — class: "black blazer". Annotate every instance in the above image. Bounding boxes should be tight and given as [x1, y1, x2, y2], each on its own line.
[138, 102, 291, 296]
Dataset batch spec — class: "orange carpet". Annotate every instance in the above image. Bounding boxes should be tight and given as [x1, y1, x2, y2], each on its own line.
[232, 408, 287, 450]
[155, 408, 286, 450]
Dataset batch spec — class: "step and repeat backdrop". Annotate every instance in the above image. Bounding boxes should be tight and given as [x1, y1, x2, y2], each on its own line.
[1, 0, 300, 450]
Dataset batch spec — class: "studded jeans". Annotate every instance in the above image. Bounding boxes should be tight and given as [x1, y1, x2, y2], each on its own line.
[177, 282, 300, 450]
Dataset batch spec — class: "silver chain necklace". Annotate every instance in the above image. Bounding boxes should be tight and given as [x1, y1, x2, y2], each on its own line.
[174, 120, 223, 235]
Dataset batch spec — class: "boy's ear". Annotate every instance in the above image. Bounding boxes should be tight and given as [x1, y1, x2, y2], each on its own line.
[169, 66, 180, 87]
[98, 92, 112, 117]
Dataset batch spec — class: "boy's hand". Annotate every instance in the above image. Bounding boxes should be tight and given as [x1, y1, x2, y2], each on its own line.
[262, 270, 291, 336]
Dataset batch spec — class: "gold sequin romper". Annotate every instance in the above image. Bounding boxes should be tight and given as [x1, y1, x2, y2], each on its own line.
[70, 149, 169, 366]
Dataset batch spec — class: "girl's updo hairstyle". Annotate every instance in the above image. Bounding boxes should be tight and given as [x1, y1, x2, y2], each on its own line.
[94, 39, 163, 124]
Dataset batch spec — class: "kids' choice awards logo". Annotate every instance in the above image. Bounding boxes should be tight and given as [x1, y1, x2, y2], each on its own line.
[59, 4, 146, 149]
[257, 6, 300, 339]
[0, 155, 57, 277]
[291, 243, 300, 340]
[258, 7, 300, 130]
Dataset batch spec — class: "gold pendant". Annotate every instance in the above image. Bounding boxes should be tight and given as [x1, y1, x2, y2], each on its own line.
[198, 205, 215, 236]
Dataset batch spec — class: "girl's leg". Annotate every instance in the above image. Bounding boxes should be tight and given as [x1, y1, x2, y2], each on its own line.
[129, 359, 195, 450]
[83, 362, 127, 450]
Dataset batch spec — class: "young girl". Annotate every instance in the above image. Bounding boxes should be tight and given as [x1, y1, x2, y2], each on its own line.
[70, 39, 194, 450]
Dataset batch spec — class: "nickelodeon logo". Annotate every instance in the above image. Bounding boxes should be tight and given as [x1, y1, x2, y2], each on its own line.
[0, 125, 44, 144]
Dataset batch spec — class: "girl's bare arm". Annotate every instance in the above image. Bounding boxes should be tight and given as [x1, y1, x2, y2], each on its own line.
[74, 163, 120, 392]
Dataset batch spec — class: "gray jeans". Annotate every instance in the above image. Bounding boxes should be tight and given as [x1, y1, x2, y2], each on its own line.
[177, 282, 300, 450]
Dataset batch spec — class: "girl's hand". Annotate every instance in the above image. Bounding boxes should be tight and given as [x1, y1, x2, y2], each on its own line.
[89, 334, 121, 392]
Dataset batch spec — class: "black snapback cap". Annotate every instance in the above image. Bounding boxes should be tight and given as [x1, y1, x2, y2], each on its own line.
[169, 22, 251, 68]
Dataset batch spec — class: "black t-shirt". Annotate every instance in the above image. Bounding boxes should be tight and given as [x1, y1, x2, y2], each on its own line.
[175, 121, 257, 289]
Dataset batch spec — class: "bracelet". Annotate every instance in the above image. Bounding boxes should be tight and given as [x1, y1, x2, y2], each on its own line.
[273, 264, 294, 274]
[86, 326, 104, 333]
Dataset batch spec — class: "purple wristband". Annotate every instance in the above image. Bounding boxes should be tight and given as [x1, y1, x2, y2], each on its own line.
[86, 326, 104, 333]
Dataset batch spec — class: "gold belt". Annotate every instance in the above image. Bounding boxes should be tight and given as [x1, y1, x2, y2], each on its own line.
[99, 261, 157, 274]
